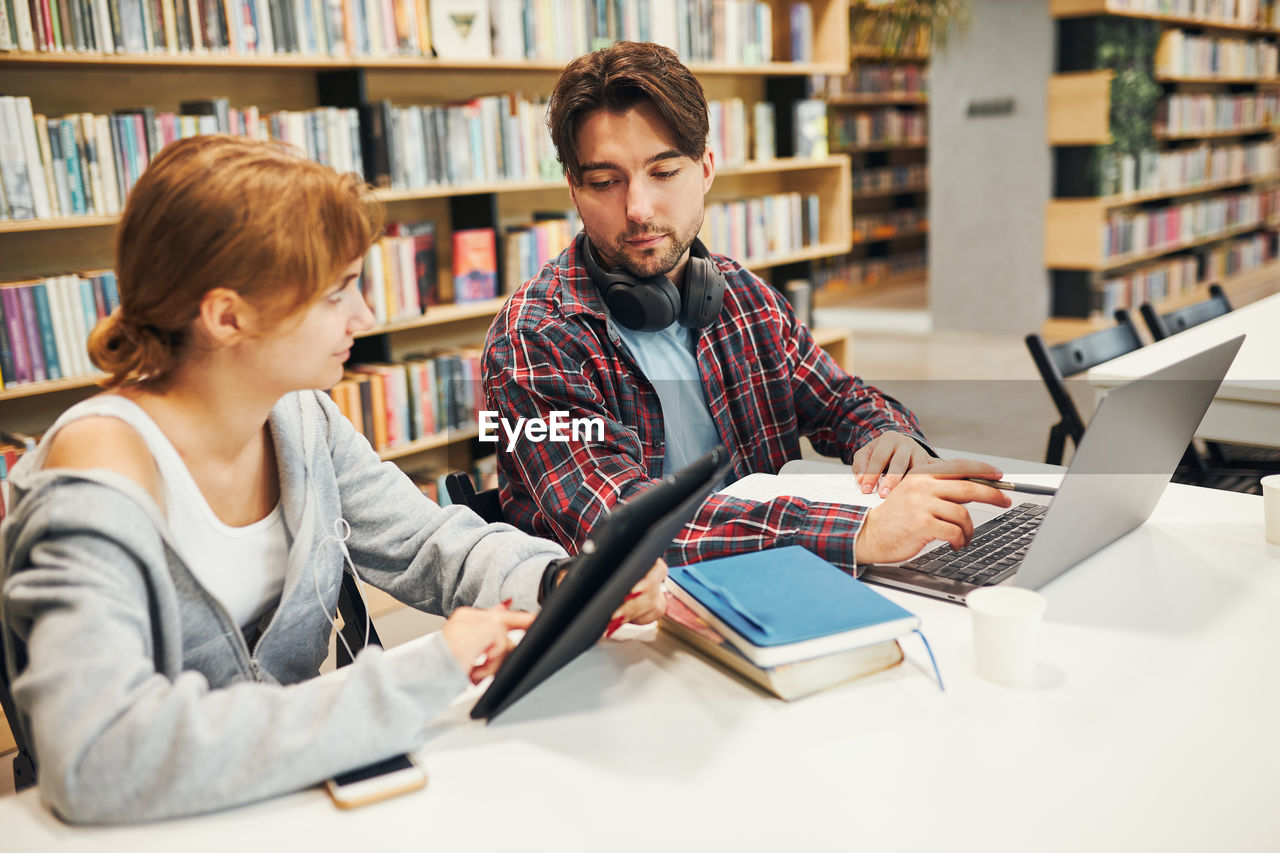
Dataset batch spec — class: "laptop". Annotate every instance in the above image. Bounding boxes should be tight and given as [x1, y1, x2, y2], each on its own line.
[470, 444, 735, 720]
[861, 335, 1245, 603]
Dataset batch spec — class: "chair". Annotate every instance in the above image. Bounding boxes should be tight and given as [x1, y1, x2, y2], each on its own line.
[1025, 309, 1145, 466]
[1138, 285, 1280, 475]
[1139, 283, 1232, 342]
[1, 626, 38, 791]
[335, 571, 382, 668]
[445, 472, 505, 524]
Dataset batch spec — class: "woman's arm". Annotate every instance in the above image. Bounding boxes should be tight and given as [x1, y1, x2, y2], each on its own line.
[312, 391, 569, 615]
[2, 477, 471, 824]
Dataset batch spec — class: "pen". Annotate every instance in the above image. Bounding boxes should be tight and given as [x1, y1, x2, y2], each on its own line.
[967, 478, 1058, 497]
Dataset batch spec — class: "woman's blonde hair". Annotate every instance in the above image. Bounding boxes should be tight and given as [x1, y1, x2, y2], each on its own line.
[88, 134, 383, 389]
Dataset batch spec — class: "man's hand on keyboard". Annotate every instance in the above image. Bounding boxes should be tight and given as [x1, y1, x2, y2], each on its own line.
[854, 459, 1013, 565]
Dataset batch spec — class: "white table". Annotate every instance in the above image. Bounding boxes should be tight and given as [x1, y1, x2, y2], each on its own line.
[1085, 292, 1280, 448]
[2, 477, 1279, 851]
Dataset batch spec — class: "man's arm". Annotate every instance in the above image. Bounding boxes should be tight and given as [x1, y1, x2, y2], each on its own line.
[483, 325, 873, 573]
[784, 305, 931, 462]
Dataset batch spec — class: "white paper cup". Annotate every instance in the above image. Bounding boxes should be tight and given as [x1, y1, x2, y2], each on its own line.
[966, 587, 1047, 688]
[1263, 475, 1280, 546]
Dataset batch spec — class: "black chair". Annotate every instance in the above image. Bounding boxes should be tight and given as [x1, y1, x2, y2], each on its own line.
[1, 626, 38, 791]
[1138, 285, 1280, 475]
[1025, 309, 1146, 466]
[445, 471, 505, 524]
[1139, 283, 1232, 342]
[335, 571, 382, 668]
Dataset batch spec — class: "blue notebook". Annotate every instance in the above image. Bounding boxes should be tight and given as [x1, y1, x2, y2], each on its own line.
[667, 546, 921, 668]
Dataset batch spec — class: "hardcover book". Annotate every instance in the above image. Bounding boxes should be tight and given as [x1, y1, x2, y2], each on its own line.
[430, 0, 490, 58]
[661, 595, 903, 700]
[451, 228, 497, 303]
[667, 546, 920, 668]
[792, 99, 828, 159]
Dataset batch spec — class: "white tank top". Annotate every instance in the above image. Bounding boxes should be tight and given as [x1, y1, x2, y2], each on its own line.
[52, 396, 289, 632]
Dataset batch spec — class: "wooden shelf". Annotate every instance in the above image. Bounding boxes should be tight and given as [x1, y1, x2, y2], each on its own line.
[1050, 0, 1280, 34]
[1045, 214, 1278, 271]
[810, 326, 852, 371]
[1053, 172, 1280, 211]
[1155, 125, 1278, 140]
[1043, 258, 1280, 340]
[1048, 70, 1114, 146]
[0, 214, 119, 234]
[356, 297, 510, 337]
[1156, 74, 1280, 84]
[813, 269, 927, 308]
[378, 425, 480, 462]
[0, 51, 844, 75]
[746, 242, 855, 269]
[0, 374, 103, 402]
[851, 181, 928, 199]
[849, 46, 929, 61]
[835, 140, 927, 153]
[828, 93, 928, 106]
[851, 224, 928, 244]
[0, 157, 852, 235]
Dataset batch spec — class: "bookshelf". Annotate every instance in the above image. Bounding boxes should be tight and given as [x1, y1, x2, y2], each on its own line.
[0, 0, 857, 483]
[1045, 3, 1280, 323]
[807, 0, 928, 306]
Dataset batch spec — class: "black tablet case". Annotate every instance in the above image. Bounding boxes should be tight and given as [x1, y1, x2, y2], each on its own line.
[470, 445, 733, 720]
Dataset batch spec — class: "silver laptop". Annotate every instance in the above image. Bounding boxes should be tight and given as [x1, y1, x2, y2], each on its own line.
[861, 335, 1245, 603]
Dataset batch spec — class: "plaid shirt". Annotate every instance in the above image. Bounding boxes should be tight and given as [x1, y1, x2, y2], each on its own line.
[482, 233, 928, 573]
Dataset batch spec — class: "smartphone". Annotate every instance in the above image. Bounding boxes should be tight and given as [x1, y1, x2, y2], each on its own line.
[324, 753, 427, 809]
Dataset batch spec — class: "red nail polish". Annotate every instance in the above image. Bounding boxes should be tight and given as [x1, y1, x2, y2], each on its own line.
[623, 591, 642, 601]
[605, 616, 624, 637]
[501, 598, 513, 608]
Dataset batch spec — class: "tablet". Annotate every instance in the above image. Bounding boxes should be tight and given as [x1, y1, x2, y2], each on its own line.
[470, 445, 734, 720]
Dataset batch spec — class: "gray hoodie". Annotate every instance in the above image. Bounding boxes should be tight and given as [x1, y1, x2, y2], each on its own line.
[0, 390, 565, 824]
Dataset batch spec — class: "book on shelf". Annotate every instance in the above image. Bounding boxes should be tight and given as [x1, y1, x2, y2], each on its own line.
[752, 101, 776, 162]
[452, 228, 498, 304]
[666, 545, 921, 669]
[502, 210, 579, 294]
[660, 594, 904, 701]
[0, 272, 117, 389]
[792, 99, 828, 159]
[429, 0, 491, 58]
[789, 1, 812, 63]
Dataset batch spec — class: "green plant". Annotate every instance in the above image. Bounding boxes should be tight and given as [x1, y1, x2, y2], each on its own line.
[854, 0, 971, 56]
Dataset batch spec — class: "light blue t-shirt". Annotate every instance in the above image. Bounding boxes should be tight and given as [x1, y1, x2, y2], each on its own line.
[615, 321, 721, 476]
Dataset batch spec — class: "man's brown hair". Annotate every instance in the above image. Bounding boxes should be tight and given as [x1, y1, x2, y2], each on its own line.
[546, 41, 710, 185]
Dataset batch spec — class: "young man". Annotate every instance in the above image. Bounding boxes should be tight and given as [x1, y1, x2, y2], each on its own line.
[482, 42, 1009, 574]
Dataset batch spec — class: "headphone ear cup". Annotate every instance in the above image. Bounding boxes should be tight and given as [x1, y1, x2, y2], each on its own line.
[605, 276, 680, 332]
[677, 244, 726, 329]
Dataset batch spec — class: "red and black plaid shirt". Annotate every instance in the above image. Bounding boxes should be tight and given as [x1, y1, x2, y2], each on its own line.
[482, 234, 928, 573]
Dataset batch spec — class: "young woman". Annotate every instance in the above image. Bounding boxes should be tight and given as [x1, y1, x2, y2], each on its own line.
[0, 135, 665, 824]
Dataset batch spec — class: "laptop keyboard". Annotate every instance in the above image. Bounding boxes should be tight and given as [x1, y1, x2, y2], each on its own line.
[899, 503, 1047, 587]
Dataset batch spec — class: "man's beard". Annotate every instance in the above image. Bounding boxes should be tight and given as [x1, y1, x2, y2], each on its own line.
[596, 212, 704, 281]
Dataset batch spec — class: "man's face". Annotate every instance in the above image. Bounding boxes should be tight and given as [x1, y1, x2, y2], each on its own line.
[568, 99, 715, 287]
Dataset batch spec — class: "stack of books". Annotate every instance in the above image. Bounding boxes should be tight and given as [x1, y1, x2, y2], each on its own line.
[661, 546, 921, 700]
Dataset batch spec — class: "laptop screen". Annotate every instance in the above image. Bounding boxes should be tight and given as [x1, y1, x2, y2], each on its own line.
[470, 444, 734, 721]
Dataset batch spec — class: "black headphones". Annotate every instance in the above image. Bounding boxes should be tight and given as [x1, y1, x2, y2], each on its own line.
[582, 235, 726, 332]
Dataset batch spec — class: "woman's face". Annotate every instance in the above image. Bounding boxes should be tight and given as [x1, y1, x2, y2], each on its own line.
[245, 257, 375, 393]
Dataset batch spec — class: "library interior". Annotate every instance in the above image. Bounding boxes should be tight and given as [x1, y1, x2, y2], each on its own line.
[1, 0, 1279, 849]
